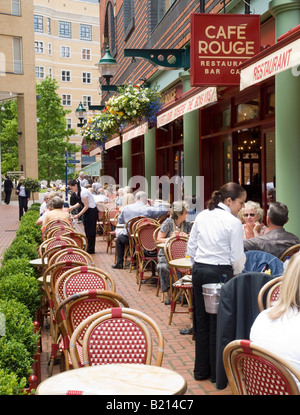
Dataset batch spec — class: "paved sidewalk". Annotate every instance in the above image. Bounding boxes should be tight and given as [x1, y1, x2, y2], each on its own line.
[0, 201, 232, 396]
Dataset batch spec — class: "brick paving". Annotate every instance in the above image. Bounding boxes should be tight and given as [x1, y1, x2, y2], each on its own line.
[0, 200, 232, 396]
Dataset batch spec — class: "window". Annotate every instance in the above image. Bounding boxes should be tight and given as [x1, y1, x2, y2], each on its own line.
[62, 94, 71, 106]
[34, 15, 43, 33]
[61, 70, 71, 82]
[66, 118, 72, 129]
[60, 46, 71, 58]
[123, 0, 134, 40]
[48, 43, 52, 55]
[80, 24, 92, 41]
[81, 48, 91, 60]
[49, 68, 53, 79]
[35, 66, 45, 79]
[13, 37, 22, 74]
[59, 21, 71, 38]
[82, 96, 92, 108]
[82, 72, 91, 84]
[34, 41, 44, 54]
[104, 2, 116, 54]
[47, 18, 51, 34]
[11, 0, 21, 16]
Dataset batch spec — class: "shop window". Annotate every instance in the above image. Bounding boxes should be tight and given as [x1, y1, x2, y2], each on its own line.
[236, 101, 258, 123]
[266, 92, 275, 116]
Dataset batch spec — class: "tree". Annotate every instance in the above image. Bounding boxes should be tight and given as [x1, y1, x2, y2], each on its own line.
[23, 178, 40, 202]
[36, 77, 80, 185]
[0, 100, 19, 174]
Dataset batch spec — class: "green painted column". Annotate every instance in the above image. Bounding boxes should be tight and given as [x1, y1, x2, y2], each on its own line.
[144, 127, 156, 197]
[180, 70, 200, 196]
[121, 139, 131, 187]
[269, 0, 300, 237]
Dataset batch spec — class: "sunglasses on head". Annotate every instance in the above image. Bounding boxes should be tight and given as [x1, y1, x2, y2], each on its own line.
[244, 213, 255, 217]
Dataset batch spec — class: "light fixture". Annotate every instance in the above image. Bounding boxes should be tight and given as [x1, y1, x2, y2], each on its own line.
[96, 46, 119, 92]
[76, 102, 87, 127]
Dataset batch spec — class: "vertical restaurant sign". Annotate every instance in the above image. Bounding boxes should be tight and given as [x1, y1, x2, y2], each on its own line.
[190, 13, 261, 86]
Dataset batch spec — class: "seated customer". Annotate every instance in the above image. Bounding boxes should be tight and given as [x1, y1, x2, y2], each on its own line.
[244, 202, 299, 259]
[156, 200, 192, 305]
[250, 252, 300, 391]
[41, 196, 72, 228]
[112, 191, 168, 269]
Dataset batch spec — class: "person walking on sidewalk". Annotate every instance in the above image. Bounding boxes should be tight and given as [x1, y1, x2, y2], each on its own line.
[15, 176, 30, 220]
[4, 174, 13, 205]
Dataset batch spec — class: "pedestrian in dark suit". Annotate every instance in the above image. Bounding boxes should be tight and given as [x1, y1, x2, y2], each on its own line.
[16, 176, 30, 220]
[4, 174, 13, 204]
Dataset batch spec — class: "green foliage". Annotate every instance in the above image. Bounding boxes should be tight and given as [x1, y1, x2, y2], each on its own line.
[0, 273, 42, 318]
[0, 298, 39, 357]
[23, 178, 40, 201]
[0, 100, 19, 172]
[2, 237, 38, 262]
[29, 203, 41, 212]
[36, 77, 80, 183]
[0, 369, 27, 395]
[0, 339, 34, 380]
[0, 258, 39, 280]
[16, 212, 43, 246]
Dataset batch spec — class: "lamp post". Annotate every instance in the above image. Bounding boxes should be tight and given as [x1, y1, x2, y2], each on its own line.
[96, 46, 119, 93]
[76, 102, 87, 127]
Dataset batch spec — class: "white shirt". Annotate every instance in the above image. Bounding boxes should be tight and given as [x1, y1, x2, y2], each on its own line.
[186, 202, 245, 275]
[94, 194, 109, 203]
[250, 307, 300, 391]
[80, 187, 96, 209]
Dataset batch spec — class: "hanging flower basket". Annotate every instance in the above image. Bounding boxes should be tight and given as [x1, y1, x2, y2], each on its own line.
[81, 84, 163, 145]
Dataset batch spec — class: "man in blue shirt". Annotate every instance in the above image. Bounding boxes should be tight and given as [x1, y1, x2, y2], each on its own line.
[112, 191, 168, 269]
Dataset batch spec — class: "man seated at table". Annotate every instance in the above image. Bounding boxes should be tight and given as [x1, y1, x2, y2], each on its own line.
[112, 191, 169, 270]
[244, 201, 300, 259]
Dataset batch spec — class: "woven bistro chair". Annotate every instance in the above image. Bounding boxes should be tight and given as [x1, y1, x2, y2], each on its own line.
[40, 241, 78, 268]
[123, 216, 144, 271]
[135, 222, 160, 292]
[48, 247, 95, 268]
[69, 307, 164, 369]
[61, 231, 88, 251]
[164, 235, 193, 326]
[44, 224, 74, 239]
[223, 339, 300, 395]
[96, 203, 108, 238]
[38, 235, 76, 258]
[257, 276, 283, 312]
[54, 265, 116, 306]
[55, 290, 129, 371]
[106, 211, 120, 255]
[279, 244, 300, 262]
[41, 219, 73, 240]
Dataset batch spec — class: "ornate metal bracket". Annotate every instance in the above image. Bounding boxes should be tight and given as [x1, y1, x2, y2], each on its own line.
[124, 47, 190, 70]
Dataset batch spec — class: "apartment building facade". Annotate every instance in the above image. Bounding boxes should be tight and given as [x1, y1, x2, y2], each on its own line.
[33, 0, 101, 171]
[0, 0, 38, 179]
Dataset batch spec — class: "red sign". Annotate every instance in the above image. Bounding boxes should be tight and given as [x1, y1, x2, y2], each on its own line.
[190, 13, 261, 86]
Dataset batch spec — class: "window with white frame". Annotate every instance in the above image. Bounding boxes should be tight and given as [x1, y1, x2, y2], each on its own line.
[82, 72, 92, 84]
[35, 41, 44, 54]
[35, 66, 45, 79]
[47, 18, 51, 34]
[13, 37, 22, 74]
[81, 48, 91, 60]
[66, 118, 72, 129]
[59, 21, 71, 38]
[60, 46, 71, 58]
[11, 0, 21, 16]
[49, 68, 53, 79]
[80, 24, 92, 41]
[61, 70, 71, 82]
[62, 94, 71, 106]
[82, 96, 92, 108]
[34, 15, 43, 33]
[48, 43, 52, 55]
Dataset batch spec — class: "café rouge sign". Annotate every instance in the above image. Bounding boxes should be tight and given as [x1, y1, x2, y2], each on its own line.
[190, 14, 261, 86]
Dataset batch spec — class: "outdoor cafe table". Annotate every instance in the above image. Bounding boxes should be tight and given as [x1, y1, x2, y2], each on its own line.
[36, 363, 187, 395]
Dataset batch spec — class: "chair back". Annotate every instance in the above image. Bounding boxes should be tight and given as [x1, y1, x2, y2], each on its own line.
[223, 339, 300, 395]
[42, 219, 73, 239]
[279, 244, 300, 262]
[136, 222, 160, 254]
[48, 247, 94, 267]
[46, 225, 74, 239]
[164, 235, 190, 275]
[39, 236, 76, 257]
[69, 307, 164, 369]
[54, 266, 116, 305]
[61, 231, 88, 250]
[41, 242, 78, 267]
[243, 250, 284, 276]
[257, 276, 283, 312]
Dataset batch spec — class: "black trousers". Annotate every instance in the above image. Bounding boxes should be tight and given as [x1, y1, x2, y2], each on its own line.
[116, 234, 129, 266]
[4, 190, 12, 204]
[192, 262, 233, 380]
[82, 207, 98, 254]
[18, 196, 28, 220]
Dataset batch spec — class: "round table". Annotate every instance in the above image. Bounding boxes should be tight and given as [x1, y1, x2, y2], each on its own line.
[36, 364, 187, 395]
[169, 257, 192, 269]
[30, 257, 47, 267]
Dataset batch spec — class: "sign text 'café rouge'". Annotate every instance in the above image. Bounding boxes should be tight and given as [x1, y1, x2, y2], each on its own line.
[191, 14, 261, 86]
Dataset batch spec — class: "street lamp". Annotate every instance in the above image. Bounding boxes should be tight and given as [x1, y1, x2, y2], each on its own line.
[96, 46, 119, 93]
[76, 102, 87, 127]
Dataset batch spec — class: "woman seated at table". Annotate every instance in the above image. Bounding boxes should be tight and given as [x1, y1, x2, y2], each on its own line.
[250, 252, 300, 390]
[41, 196, 72, 228]
[156, 200, 192, 305]
[238, 200, 267, 239]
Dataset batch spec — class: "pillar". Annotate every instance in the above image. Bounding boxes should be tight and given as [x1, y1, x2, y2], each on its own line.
[269, 0, 300, 237]
[144, 127, 156, 198]
[180, 70, 200, 196]
[121, 139, 131, 186]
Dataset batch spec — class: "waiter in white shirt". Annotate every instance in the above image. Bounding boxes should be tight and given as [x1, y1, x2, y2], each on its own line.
[187, 182, 246, 384]
[68, 179, 98, 254]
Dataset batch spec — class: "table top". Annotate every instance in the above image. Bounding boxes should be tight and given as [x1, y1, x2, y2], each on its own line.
[156, 242, 165, 249]
[36, 363, 187, 395]
[30, 258, 47, 267]
[169, 257, 192, 269]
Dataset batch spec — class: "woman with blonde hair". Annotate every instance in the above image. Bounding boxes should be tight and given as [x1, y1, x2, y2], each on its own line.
[250, 252, 300, 389]
[239, 200, 267, 239]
